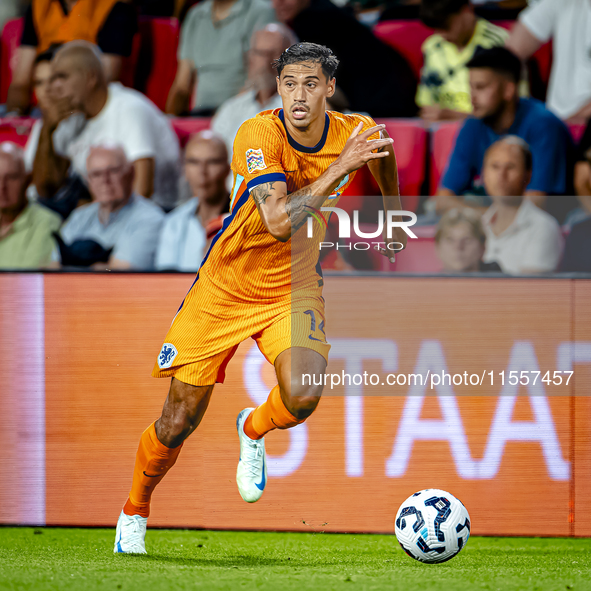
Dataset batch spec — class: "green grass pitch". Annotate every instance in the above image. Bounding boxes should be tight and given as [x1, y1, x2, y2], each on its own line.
[0, 528, 590, 591]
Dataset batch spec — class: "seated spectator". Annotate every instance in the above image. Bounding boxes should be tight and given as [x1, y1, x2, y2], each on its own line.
[558, 218, 591, 273]
[480, 137, 563, 274]
[571, 118, 591, 225]
[0, 143, 61, 269]
[506, 0, 591, 122]
[417, 0, 509, 122]
[23, 48, 92, 217]
[6, 0, 137, 115]
[437, 47, 573, 216]
[166, 0, 277, 115]
[272, 0, 417, 117]
[212, 23, 296, 162]
[34, 42, 180, 211]
[156, 132, 230, 271]
[55, 144, 164, 269]
[435, 207, 501, 272]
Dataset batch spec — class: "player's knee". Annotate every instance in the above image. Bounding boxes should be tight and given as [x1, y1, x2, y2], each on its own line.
[289, 394, 321, 421]
[157, 410, 195, 447]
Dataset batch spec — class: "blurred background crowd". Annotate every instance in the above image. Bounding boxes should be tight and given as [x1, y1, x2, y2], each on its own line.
[0, 0, 589, 274]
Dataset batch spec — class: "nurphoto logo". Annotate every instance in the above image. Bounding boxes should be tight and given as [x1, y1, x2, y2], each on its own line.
[306, 206, 418, 252]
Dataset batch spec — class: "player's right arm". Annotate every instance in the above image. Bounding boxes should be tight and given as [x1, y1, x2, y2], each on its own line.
[251, 123, 393, 242]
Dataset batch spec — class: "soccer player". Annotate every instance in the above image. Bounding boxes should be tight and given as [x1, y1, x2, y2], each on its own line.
[114, 42, 406, 554]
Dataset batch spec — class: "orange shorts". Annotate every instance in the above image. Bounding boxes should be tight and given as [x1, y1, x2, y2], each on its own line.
[151, 275, 330, 386]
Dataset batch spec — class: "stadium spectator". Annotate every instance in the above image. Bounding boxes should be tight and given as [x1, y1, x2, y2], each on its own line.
[480, 137, 563, 275]
[5, 0, 138, 116]
[0, 143, 61, 269]
[272, 0, 418, 117]
[166, 0, 277, 115]
[155, 132, 230, 272]
[22, 48, 92, 218]
[211, 23, 296, 162]
[437, 47, 572, 216]
[24, 50, 55, 174]
[558, 218, 591, 273]
[435, 208, 501, 272]
[506, 0, 591, 122]
[417, 0, 508, 122]
[571, 119, 591, 225]
[34, 42, 180, 211]
[54, 144, 164, 269]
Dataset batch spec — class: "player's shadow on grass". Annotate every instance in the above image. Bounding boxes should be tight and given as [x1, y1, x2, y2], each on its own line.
[141, 554, 342, 568]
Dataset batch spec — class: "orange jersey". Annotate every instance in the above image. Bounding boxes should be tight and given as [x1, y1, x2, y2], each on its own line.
[198, 108, 377, 301]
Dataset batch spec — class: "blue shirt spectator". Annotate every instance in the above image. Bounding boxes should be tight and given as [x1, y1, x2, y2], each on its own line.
[442, 97, 573, 196]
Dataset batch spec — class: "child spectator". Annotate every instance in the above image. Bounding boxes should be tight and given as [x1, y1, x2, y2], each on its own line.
[435, 208, 501, 272]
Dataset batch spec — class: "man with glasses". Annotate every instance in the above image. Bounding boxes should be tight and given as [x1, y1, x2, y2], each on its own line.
[155, 131, 231, 271]
[54, 144, 164, 269]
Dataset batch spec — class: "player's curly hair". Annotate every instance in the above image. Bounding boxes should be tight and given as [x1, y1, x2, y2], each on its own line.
[273, 42, 339, 80]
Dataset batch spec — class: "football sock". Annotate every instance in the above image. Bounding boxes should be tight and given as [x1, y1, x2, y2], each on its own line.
[123, 421, 183, 518]
[243, 385, 303, 440]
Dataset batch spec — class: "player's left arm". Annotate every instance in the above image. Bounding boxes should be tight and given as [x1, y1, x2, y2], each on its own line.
[367, 129, 408, 261]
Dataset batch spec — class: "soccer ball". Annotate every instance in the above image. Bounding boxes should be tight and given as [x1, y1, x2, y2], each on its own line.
[395, 489, 470, 564]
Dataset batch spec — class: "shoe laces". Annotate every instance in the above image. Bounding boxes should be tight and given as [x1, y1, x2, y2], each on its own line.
[124, 516, 144, 544]
[243, 438, 263, 478]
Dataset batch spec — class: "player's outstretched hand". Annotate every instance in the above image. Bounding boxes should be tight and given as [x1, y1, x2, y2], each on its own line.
[335, 123, 394, 176]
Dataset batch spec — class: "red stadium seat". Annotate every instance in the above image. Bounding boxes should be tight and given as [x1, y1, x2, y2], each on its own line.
[430, 121, 461, 195]
[373, 20, 432, 81]
[0, 117, 36, 147]
[351, 224, 441, 272]
[378, 118, 427, 211]
[0, 18, 24, 104]
[170, 117, 212, 147]
[342, 119, 427, 213]
[131, 17, 179, 111]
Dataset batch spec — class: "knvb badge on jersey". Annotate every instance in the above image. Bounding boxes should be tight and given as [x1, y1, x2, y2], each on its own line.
[305, 207, 418, 252]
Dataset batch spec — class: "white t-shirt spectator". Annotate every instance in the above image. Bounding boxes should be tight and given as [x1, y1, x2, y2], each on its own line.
[57, 193, 164, 269]
[53, 83, 181, 209]
[155, 197, 207, 272]
[482, 199, 563, 274]
[212, 90, 283, 162]
[23, 119, 42, 173]
[519, 0, 591, 119]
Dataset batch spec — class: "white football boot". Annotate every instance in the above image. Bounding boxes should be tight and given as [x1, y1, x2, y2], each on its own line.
[114, 510, 147, 554]
[236, 408, 267, 503]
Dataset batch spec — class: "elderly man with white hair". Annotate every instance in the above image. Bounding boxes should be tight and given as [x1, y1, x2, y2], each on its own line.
[0, 142, 61, 269]
[480, 136, 563, 275]
[55, 144, 164, 269]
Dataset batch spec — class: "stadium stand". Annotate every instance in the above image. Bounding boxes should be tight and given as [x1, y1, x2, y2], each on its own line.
[0, 117, 36, 146]
[1, 16, 179, 111]
[0, 17, 23, 104]
[373, 19, 553, 93]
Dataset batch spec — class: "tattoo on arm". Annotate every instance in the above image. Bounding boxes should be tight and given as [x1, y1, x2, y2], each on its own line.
[250, 182, 275, 210]
[285, 187, 313, 230]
